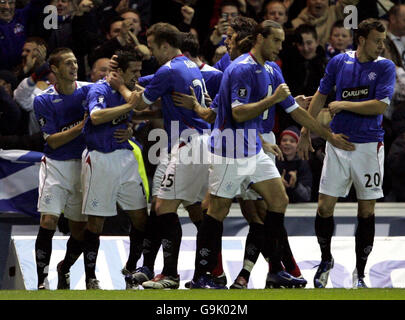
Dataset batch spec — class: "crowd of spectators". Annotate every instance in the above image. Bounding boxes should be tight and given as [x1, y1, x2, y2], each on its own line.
[1, 0, 405, 203]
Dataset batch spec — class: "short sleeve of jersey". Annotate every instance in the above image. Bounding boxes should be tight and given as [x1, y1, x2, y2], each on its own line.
[142, 66, 171, 105]
[375, 59, 396, 104]
[87, 85, 108, 114]
[138, 74, 154, 87]
[272, 63, 299, 113]
[33, 95, 58, 135]
[319, 54, 340, 95]
[230, 67, 253, 108]
[210, 93, 219, 114]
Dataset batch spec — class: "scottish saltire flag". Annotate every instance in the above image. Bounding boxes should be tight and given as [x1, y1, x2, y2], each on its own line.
[0, 150, 42, 217]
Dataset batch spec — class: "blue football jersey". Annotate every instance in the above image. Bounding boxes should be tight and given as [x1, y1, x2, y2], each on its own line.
[214, 52, 232, 73]
[200, 63, 223, 100]
[210, 53, 298, 158]
[319, 51, 396, 143]
[141, 55, 211, 150]
[260, 62, 298, 134]
[34, 81, 92, 160]
[84, 80, 134, 153]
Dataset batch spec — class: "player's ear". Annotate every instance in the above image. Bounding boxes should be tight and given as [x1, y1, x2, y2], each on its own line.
[50, 64, 58, 75]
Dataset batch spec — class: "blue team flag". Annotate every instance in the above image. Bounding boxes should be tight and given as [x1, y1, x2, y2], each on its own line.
[0, 150, 43, 217]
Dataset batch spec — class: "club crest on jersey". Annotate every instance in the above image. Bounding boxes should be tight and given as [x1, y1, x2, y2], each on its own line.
[98, 95, 105, 104]
[238, 88, 247, 98]
[38, 117, 46, 127]
[341, 86, 369, 100]
[368, 72, 377, 81]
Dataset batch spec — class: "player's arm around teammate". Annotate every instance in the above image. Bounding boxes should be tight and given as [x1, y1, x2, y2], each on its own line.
[33, 48, 92, 290]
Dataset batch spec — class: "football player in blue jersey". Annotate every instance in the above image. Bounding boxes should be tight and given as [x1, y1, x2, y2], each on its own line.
[174, 17, 308, 289]
[190, 20, 355, 289]
[33, 47, 92, 290]
[81, 50, 148, 290]
[114, 22, 211, 289]
[297, 18, 396, 289]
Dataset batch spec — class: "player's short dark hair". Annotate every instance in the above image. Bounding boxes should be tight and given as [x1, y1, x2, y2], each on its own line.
[180, 32, 200, 58]
[230, 16, 258, 53]
[295, 23, 318, 43]
[256, 19, 283, 38]
[251, 19, 282, 47]
[48, 47, 73, 67]
[114, 49, 142, 72]
[354, 18, 385, 45]
[146, 23, 181, 48]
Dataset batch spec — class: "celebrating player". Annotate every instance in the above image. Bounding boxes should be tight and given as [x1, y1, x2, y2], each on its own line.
[297, 18, 396, 288]
[80, 50, 148, 289]
[190, 20, 355, 289]
[33, 48, 91, 290]
[115, 22, 211, 289]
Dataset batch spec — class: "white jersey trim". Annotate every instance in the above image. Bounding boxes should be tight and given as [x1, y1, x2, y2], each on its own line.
[285, 102, 300, 113]
[231, 100, 243, 108]
[142, 92, 154, 105]
[380, 97, 390, 105]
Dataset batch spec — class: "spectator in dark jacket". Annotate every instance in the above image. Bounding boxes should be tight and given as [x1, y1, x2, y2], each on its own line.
[276, 126, 312, 203]
[385, 102, 405, 201]
[0, 0, 49, 70]
[0, 69, 43, 150]
[281, 24, 327, 97]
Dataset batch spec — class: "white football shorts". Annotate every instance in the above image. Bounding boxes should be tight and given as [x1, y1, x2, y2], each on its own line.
[38, 156, 87, 222]
[82, 149, 147, 217]
[239, 131, 277, 200]
[157, 134, 209, 204]
[319, 141, 384, 200]
[209, 147, 280, 199]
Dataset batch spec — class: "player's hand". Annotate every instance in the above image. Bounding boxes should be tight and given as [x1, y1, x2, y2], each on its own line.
[78, 112, 89, 129]
[108, 71, 124, 90]
[297, 130, 314, 160]
[288, 170, 297, 188]
[109, 55, 119, 71]
[328, 133, 355, 151]
[262, 142, 284, 161]
[128, 90, 142, 108]
[114, 123, 133, 143]
[295, 95, 312, 110]
[273, 83, 291, 104]
[328, 101, 345, 116]
[204, 92, 212, 107]
[171, 86, 198, 110]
